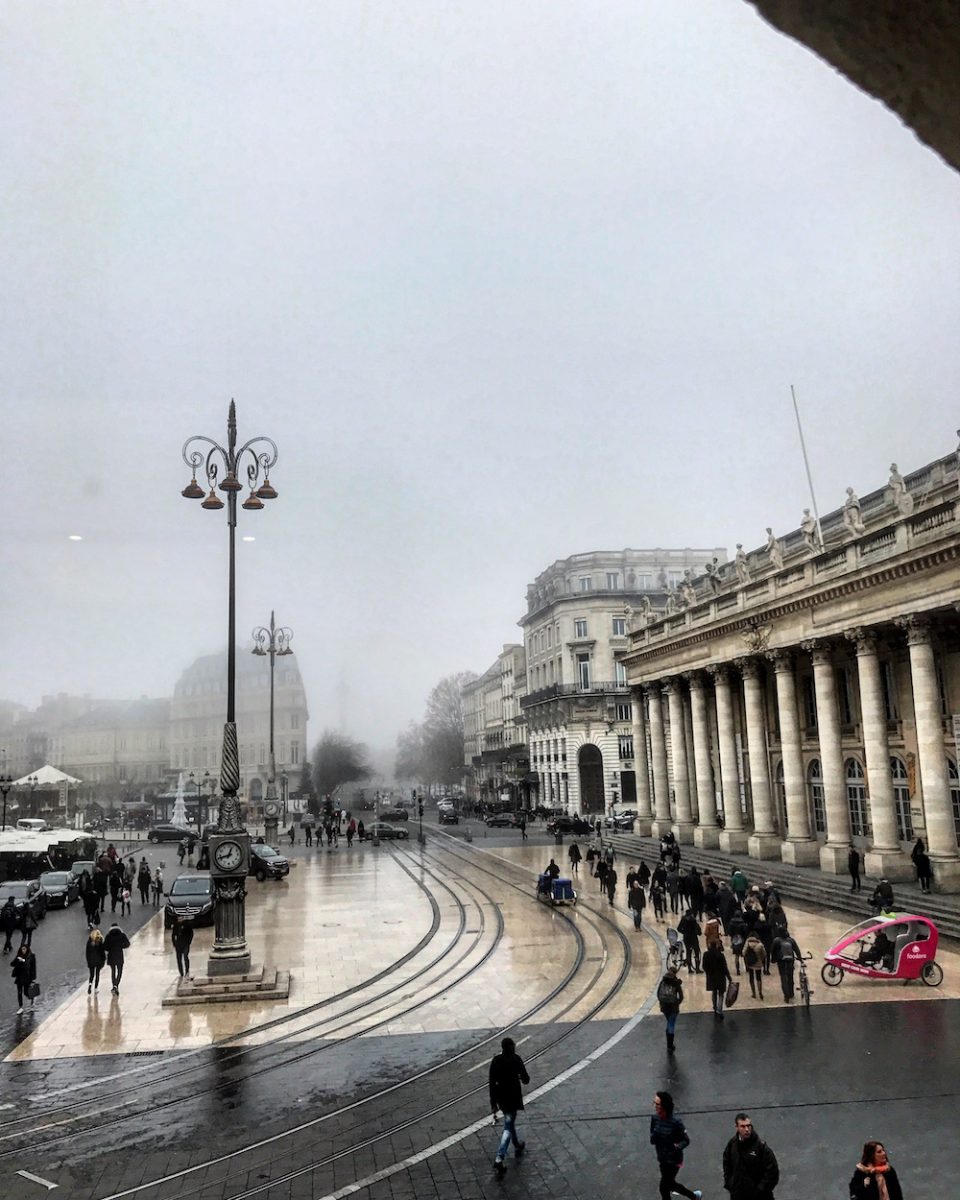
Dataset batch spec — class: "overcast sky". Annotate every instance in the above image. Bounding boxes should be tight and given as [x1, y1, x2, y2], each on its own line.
[2, 1, 958, 755]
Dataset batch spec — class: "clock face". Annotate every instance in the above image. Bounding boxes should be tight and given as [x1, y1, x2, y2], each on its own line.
[264, 800, 280, 817]
[214, 840, 244, 872]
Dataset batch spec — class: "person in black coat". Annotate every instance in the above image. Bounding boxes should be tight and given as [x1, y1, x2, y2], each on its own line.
[1, 898, 18, 954]
[915, 850, 933, 894]
[19, 906, 38, 949]
[848, 845, 862, 893]
[723, 1112, 779, 1199]
[171, 920, 194, 978]
[702, 944, 732, 1019]
[489, 1036, 530, 1175]
[849, 1140, 903, 1200]
[11, 944, 37, 1014]
[103, 923, 130, 994]
[85, 928, 106, 993]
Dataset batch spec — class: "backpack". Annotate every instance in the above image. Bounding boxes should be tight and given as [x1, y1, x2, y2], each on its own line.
[657, 975, 681, 1009]
[776, 939, 795, 962]
[743, 942, 759, 969]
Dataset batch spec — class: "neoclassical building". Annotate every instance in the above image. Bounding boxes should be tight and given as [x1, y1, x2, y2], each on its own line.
[621, 449, 960, 891]
[520, 548, 727, 815]
[462, 644, 529, 805]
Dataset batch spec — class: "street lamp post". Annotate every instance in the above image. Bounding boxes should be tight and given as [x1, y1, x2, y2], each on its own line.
[251, 611, 293, 848]
[182, 400, 278, 978]
[280, 770, 289, 826]
[27, 775, 38, 820]
[0, 774, 11, 833]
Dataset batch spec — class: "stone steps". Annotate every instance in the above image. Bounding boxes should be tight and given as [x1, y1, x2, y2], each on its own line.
[161, 965, 291, 1006]
[607, 832, 960, 941]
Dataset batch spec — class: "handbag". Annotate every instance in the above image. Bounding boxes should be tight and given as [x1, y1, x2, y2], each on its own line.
[26, 981, 40, 999]
[725, 979, 739, 1008]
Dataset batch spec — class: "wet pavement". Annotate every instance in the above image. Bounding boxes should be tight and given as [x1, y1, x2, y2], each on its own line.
[1, 822, 956, 1199]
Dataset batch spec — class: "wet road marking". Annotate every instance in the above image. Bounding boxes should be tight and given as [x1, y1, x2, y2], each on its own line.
[15, 1169, 58, 1190]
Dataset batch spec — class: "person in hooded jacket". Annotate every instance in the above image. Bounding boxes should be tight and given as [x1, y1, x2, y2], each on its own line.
[103, 923, 130, 994]
[650, 1091, 701, 1200]
[11, 943, 37, 1014]
[488, 1037, 530, 1175]
[849, 1140, 903, 1200]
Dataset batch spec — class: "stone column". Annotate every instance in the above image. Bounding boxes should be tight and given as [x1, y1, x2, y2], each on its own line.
[899, 615, 960, 892]
[688, 672, 720, 848]
[630, 688, 653, 835]
[802, 639, 851, 873]
[646, 683, 672, 837]
[664, 678, 695, 843]
[768, 649, 820, 866]
[709, 664, 748, 853]
[737, 657, 781, 860]
[846, 627, 911, 880]
[682, 693, 700, 823]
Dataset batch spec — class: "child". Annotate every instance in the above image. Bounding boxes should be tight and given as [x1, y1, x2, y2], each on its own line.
[120, 886, 132, 917]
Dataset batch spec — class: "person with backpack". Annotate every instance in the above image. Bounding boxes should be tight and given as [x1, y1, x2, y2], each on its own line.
[489, 1036, 530, 1176]
[728, 910, 747, 976]
[657, 966, 684, 1053]
[649, 1090, 702, 1199]
[723, 1112, 779, 1200]
[104, 923, 130, 995]
[627, 880, 646, 929]
[771, 932, 801, 1002]
[678, 909, 702, 974]
[742, 932, 766, 999]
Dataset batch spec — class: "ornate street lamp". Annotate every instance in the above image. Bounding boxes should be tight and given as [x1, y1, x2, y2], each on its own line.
[0, 773, 11, 833]
[182, 400, 278, 978]
[251, 611, 293, 847]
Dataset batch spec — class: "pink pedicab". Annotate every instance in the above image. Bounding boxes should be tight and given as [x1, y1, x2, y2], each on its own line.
[821, 913, 943, 988]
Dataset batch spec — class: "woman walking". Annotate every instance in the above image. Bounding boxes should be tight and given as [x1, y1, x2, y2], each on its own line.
[849, 1141, 903, 1200]
[11, 943, 37, 1015]
[568, 842, 582, 876]
[85, 928, 106, 994]
[703, 942, 732, 1020]
[649, 1091, 702, 1200]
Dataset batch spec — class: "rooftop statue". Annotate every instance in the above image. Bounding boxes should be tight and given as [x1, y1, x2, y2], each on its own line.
[735, 543, 751, 585]
[800, 508, 820, 553]
[765, 527, 783, 570]
[842, 486, 866, 536]
[888, 463, 914, 516]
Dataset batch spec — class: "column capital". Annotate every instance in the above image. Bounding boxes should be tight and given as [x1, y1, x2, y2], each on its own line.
[642, 680, 662, 699]
[765, 647, 794, 673]
[896, 614, 932, 647]
[844, 626, 879, 656]
[734, 655, 760, 681]
[684, 670, 706, 691]
[705, 662, 729, 684]
[661, 676, 682, 696]
[801, 638, 834, 667]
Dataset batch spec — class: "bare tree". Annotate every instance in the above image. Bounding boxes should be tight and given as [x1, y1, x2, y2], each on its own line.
[396, 671, 475, 787]
[311, 729, 372, 799]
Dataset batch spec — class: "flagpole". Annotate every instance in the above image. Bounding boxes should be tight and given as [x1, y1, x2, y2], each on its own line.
[791, 384, 824, 548]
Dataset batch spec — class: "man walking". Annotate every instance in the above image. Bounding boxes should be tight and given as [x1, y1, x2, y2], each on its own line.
[722, 1112, 779, 1200]
[605, 864, 618, 908]
[489, 1036, 529, 1176]
[656, 965, 684, 1053]
[848, 845, 862, 892]
[678, 908, 702, 974]
[104, 922, 130, 995]
[1, 898, 18, 954]
[518, 813, 527, 841]
[628, 879, 646, 929]
[171, 918, 194, 979]
[771, 931, 801, 1002]
[703, 941, 732, 1020]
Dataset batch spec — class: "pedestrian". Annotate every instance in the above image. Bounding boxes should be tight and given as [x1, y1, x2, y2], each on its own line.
[178, 838, 187, 866]
[910, 837, 925, 877]
[11, 943, 37, 1014]
[171, 919, 194, 979]
[137, 860, 151, 906]
[666, 866, 681, 915]
[755, 913, 773, 974]
[656, 967, 684, 1054]
[19, 905, 38, 949]
[915, 849, 933, 894]
[678, 908, 702, 974]
[103, 922, 130, 994]
[649, 1090, 702, 1199]
[347, 817, 356, 847]
[716, 882, 737, 931]
[703, 941, 732, 1019]
[848, 845, 862, 893]
[519, 814, 527, 841]
[357, 818, 365, 841]
[870, 878, 895, 915]
[85, 928, 106, 994]
[1, 898, 17, 954]
[722, 1112, 779, 1200]
[151, 869, 163, 909]
[489, 1036, 529, 1176]
[743, 932, 766, 999]
[849, 1140, 903, 1200]
[585, 846, 596, 876]
[703, 910, 723, 950]
[650, 880, 666, 922]
[82, 887, 100, 926]
[771, 931, 801, 1002]
[568, 842, 582, 876]
[288, 824, 296, 846]
[766, 900, 789, 939]
[595, 818, 602, 838]
[638, 860, 651, 891]
[109, 869, 122, 913]
[686, 866, 702, 917]
[304, 821, 313, 846]
[604, 844, 615, 869]
[106, 843, 118, 865]
[596, 857, 608, 895]
[628, 880, 646, 929]
[605, 865, 618, 907]
[120, 885, 131, 917]
[730, 868, 749, 905]
[92, 866, 109, 915]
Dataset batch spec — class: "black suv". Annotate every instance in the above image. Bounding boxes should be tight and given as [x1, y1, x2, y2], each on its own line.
[546, 814, 593, 835]
[250, 843, 290, 881]
[164, 874, 216, 928]
[380, 807, 409, 822]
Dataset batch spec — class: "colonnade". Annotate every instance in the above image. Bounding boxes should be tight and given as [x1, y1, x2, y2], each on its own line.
[628, 612, 960, 890]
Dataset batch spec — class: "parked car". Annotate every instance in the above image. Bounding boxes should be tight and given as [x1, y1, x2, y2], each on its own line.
[438, 810, 459, 825]
[380, 807, 409, 822]
[164, 874, 216, 928]
[546, 815, 593, 835]
[39, 870, 80, 908]
[70, 860, 96, 885]
[485, 812, 517, 828]
[0, 879, 48, 921]
[147, 824, 194, 844]
[250, 843, 290, 881]
[605, 810, 638, 830]
[367, 821, 410, 841]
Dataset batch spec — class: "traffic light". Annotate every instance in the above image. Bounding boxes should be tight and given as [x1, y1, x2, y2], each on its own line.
[418, 798, 424, 819]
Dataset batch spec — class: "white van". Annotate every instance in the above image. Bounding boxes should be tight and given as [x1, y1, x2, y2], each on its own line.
[16, 818, 50, 832]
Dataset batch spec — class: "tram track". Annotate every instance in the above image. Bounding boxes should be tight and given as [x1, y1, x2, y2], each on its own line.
[90, 837, 643, 1200]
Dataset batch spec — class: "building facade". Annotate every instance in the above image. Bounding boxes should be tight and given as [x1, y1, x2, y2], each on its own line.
[463, 644, 529, 805]
[51, 699, 170, 792]
[520, 548, 727, 816]
[169, 649, 310, 805]
[621, 451, 960, 892]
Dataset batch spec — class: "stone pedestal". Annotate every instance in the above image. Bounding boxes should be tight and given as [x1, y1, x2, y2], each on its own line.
[780, 838, 821, 868]
[207, 867, 251, 978]
[720, 829, 749, 854]
[672, 820, 696, 845]
[864, 849, 913, 883]
[931, 856, 960, 894]
[694, 825, 721, 849]
[652, 819, 673, 839]
[264, 816, 279, 847]
[164, 965, 290, 1006]
[819, 843, 850, 874]
[632, 818, 653, 837]
[748, 832, 782, 861]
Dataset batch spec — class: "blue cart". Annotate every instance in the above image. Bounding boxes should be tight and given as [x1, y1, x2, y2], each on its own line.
[536, 874, 577, 906]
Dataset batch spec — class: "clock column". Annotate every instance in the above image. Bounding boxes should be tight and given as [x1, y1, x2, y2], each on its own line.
[207, 829, 252, 977]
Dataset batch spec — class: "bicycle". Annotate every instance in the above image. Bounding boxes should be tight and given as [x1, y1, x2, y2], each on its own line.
[665, 927, 687, 972]
[798, 950, 814, 1006]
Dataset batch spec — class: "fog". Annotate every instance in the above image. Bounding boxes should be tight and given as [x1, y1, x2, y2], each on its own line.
[2, 1, 958, 752]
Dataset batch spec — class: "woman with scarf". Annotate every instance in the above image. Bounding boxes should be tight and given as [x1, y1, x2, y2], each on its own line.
[849, 1141, 903, 1200]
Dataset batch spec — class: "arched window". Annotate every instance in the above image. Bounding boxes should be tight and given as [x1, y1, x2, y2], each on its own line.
[890, 756, 913, 842]
[807, 759, 826, 834]
[845, 758, 870, 838]
[949, 758, 960, 843]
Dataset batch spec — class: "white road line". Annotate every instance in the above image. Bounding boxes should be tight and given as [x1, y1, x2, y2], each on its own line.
[16, 1169, 58, 1190]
